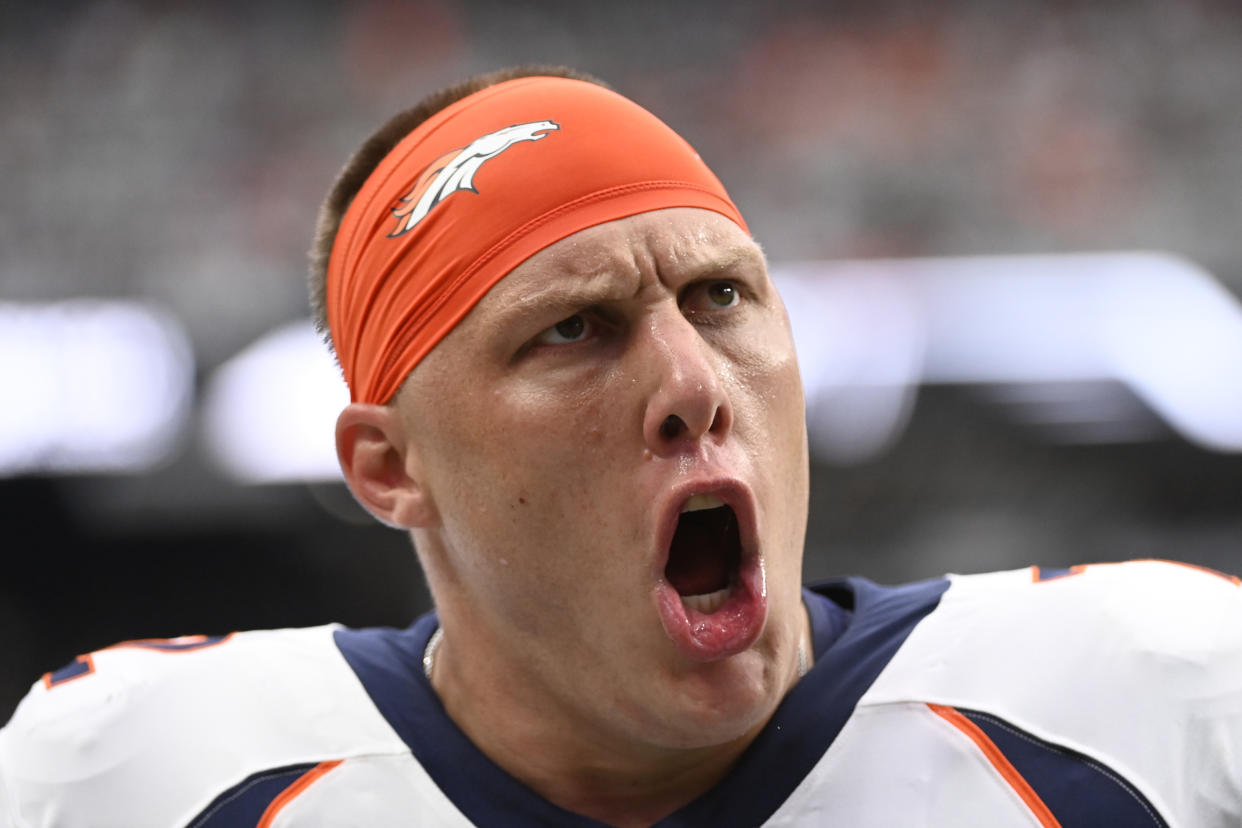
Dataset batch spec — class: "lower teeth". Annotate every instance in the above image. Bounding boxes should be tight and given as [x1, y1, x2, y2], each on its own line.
[681, 587, 730, 614]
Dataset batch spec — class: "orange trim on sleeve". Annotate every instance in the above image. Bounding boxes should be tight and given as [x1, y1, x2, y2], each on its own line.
[928, 704, 1061, 828]
[1135, 558, 1242, 586]
[256, 760, 343, 828]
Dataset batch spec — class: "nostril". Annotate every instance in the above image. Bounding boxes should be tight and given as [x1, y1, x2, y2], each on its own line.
[660, 415, 686, 441]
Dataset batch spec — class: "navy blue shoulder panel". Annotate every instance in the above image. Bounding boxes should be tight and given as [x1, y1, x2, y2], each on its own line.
[334, 616, 609, 827]
[333, 576, 948, 828]
[961, 709, 1169, 828]
[658, 576, 950, 827]
[185, 763, 318, 828]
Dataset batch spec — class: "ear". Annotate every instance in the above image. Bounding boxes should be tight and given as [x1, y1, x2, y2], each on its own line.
[335, 403, 438, 528]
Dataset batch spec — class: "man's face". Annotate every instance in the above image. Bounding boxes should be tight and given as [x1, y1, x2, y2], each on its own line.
[399, 207, 809, 750]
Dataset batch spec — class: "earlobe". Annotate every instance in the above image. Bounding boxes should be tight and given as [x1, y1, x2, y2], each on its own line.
[335, 403, 438, 528]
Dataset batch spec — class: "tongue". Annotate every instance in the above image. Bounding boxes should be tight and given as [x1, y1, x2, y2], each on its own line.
[665, 511, 731, 596]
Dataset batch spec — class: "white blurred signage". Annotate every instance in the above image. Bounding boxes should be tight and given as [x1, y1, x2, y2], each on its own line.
[779, 252, 1242, 461]
[201, 320, 349, 483]
[0, 300, 193, 475]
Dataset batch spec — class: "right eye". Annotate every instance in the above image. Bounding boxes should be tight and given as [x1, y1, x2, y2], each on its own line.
[533, 314, 592, 346]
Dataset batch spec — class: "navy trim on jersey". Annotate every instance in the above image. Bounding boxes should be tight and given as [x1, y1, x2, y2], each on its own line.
[45, 656, 92, 687]
[334, 575, 949, 827]
[803, 583, 852, 661]
[335, 616, 608, 826]
[960, 709, 1169, 828]
[659, 577, 949, 826]
[185, 762, 318, 828]
[1034, 566, 1074, 582]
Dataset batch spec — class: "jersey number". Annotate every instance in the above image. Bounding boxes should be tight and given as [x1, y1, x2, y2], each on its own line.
[42, 634, 233, 690]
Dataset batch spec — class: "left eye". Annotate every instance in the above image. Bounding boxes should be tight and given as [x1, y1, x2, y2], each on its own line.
[534, 314, 592, 346]
[705, 282, 739, 307]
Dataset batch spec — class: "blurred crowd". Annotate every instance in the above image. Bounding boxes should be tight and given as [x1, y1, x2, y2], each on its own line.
[3, 0, 1241, 372]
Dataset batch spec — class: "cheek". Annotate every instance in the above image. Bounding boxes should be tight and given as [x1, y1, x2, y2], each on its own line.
[429, 372, 630, 548]
[499, 374, 619, 466]
[428, 375, 643, 633]
[730, 331, 809, 538]
[731, 326, 805, 441]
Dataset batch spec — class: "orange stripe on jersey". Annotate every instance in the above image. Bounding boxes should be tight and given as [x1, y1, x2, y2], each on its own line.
[928, 704, 1061, 828]
[1133, 558, 1242, 586]
[256, 760, 343, 828]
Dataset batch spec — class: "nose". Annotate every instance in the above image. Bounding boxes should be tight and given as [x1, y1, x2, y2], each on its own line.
[640, 310, 733, 455]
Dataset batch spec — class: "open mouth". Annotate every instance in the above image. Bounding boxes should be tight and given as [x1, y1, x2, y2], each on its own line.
[665, 494, 743, 615]
[653, 483, 766, 661]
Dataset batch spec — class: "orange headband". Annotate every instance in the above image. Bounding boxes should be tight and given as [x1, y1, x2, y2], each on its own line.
[327, 76, 748, 404]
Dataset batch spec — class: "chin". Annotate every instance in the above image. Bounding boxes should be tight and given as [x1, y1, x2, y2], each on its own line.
[646, 650, 785, 750]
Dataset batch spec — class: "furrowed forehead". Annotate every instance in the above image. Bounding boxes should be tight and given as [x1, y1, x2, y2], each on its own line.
[486, 211, 765, 314]
[524, 208, 762, 282]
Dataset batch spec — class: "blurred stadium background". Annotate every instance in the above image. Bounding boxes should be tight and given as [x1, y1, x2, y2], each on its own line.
[3, 0, 1241, 722]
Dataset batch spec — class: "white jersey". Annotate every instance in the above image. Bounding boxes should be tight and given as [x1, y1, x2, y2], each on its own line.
[2, 559, 1240, 826]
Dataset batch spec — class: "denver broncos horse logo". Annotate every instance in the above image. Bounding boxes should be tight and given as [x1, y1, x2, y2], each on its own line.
[390, 120, 561, 237]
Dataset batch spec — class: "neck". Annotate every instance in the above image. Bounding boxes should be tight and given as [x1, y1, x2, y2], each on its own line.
[425, 609, 812, 827]
[432, 643, 758, 827]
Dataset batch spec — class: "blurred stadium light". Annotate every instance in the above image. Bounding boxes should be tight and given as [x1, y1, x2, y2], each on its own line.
[782, 252, 1242, 461]
[0, 300, 193, 476]
[199, 252, 1242, 483]
[201, 320, 348, 483]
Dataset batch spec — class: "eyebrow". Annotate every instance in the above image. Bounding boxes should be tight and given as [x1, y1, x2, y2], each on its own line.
[495, 242, 767, 326]
[496, 274, 625, 330]
[669, 243, 767, 282]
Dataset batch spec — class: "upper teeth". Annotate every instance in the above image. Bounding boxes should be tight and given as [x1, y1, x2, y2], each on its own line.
[681, 494, 726, 513]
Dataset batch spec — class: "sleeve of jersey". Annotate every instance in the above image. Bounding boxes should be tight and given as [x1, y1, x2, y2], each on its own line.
[0, 759, 18, 828]
[859, 560, 1242, 827]
[0, 626, 406, 828]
